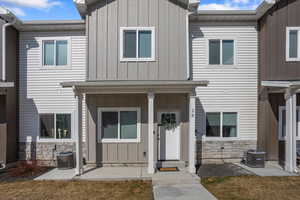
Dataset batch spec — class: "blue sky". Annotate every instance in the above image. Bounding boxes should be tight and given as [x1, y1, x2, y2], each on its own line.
[0, 0, 264, 21]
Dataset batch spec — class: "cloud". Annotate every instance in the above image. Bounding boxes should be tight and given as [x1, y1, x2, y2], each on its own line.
[199, 0, 263, 10]
[0, 0, 61, 9]
[5, 6, 25, 16]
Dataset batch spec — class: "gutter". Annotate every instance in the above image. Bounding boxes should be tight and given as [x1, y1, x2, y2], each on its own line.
[2, 17, 16, 81]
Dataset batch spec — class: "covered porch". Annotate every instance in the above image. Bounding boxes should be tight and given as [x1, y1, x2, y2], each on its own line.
[261, 81, 300, 173]
[61, 80, 208, 176]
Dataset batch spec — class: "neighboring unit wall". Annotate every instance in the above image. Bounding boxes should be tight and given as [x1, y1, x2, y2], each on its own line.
[19, 31, 86, 164]
[258, 0, 300, 160]
[190, 22, 258, 163]
[86, 0, 188, 80]
[259, 0, 300, 81]
[0, 18, 19, 163]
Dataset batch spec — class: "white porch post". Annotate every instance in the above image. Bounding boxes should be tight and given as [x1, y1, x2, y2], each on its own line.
[189, 93, 196, 173]
[285, 88, 297, 173]
[148, 92, 155, 174]
[75, 92, 83, 176]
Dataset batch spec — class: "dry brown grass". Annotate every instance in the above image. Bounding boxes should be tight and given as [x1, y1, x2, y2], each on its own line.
[0, 180, 153, 200]
[202, 176, 300, 200]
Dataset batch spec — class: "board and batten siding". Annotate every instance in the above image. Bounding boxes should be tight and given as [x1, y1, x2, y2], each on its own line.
[191, 23, 258, 140]
[19, 31, 87, 143]
[86, 0, 188, 81]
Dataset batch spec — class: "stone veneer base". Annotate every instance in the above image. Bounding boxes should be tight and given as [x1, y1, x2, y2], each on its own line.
[197, 140, 257, 165]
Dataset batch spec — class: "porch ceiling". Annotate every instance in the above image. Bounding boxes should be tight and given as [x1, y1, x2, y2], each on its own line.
[61, 80, 209, 94]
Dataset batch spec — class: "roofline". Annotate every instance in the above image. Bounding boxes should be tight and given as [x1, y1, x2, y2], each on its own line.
[16, 20, 85, 32]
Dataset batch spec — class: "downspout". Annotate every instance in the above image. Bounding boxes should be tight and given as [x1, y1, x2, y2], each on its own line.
[186, 11, 192, 80]
[2, 17, 16, 81]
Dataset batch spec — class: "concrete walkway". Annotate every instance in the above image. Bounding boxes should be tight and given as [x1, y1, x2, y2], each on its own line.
[235, 162, 299, 176]
[152, 170, 217, 200]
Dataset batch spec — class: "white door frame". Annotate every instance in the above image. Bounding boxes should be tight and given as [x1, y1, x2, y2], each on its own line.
[157, 110, 181, 161]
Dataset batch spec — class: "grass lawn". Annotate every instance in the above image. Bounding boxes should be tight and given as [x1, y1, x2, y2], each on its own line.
[0, 180, 153, 200]
[202, 176, 300, 200]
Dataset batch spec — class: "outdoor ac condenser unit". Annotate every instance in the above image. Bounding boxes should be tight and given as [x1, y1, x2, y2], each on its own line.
[246, 150, 265, 168]
[57, 152, 75, 170]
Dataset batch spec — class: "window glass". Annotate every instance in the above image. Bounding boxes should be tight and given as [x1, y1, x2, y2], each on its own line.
[138, 31, 152, 58]
[102, 112, 118, 139]
[120, 111, 137, 139]
[289, 30, 298, 58]
[209, 40, 220, 65]
[43, 41, 55, 65]
[40, 114, 54, 138]
[56, 114, 71, 139]
[222, 40, 234, 65]
[124, 30, 137, 58]
[223, 112, 237, 137]
[56, 40, 68, 66]
[206, 113, 221, 137]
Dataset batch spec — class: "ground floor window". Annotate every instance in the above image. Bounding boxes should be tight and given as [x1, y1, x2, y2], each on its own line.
[98, 107, 141, 143]
[39, 113, 72, 139]
[278, 106, 300, 140]
[206, 112, 238, 138]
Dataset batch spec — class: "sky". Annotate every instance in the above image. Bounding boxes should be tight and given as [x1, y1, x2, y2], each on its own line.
[0, 0, 264, 21]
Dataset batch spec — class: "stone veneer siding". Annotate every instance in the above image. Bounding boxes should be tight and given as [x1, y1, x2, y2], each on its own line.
[19, 142, 87, 166]
[196, 140, 257, 164]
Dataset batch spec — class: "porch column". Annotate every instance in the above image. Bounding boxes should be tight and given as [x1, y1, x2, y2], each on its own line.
[285, 88, 297, 173]
[148, 92, 155, 174]
[75, 92, 83, 176]
[189, 93, 196, 173]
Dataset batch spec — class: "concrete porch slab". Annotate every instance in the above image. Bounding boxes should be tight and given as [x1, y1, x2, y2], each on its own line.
[235, 162, 299, 176]
[35, 168, 75, 180]
[35, 167, 151, 181]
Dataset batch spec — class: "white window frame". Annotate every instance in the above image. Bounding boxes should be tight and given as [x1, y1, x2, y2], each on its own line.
[278, 106, 300, 141]
[37, 112, 74, 142]
[120, 27, 155, 62]
[41, 37, 71, 68]
[97, 107, 141, 143]
[207, 39, 236, 66]
[204, 111, 239, 140]
[286, 27, 300, 62]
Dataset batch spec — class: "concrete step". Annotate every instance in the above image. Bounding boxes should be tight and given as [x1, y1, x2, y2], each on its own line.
[156, 161, 186, 169]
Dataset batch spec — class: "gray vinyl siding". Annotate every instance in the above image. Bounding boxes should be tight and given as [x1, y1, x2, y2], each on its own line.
[86, 93, 189, 165]
[86, 0, 188, 81]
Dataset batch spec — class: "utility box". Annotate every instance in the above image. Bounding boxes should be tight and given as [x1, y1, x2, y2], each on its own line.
[246, 150, 265, 168]
[57, 152, 75, 170]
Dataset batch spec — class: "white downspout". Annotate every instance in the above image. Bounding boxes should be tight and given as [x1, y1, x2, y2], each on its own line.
[186, 12, 192, 80]
[2, 18, 16, 81]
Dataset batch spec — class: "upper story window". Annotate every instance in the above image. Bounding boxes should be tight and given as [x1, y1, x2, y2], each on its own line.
[209, 39, 235, 65]
[42, 39, 69, 67]
[120, 27, 155, 62]
[286, 27, 300, 61]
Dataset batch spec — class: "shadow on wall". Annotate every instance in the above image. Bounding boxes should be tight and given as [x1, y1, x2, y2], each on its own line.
[195, 97, 205, 167]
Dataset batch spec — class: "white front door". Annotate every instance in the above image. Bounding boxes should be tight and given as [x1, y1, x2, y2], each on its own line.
[158, 111, 180, 161]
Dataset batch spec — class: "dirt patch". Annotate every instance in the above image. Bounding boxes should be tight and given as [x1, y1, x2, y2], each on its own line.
[198, 163, 253, 177]
[202, 176, 300, 200]
[0, 180, 153, 200]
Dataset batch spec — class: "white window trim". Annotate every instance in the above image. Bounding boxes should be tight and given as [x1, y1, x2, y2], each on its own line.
[120, 27, 155, 62]
[203, 111, 240, 140]
[286, 27, 300, 62]
[278, 106, 300, 141]
[40, 37, 71, 69]
[37, 112, 74, 142]
[97, 107, 141, 143]
[207, 38, 236, 66]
